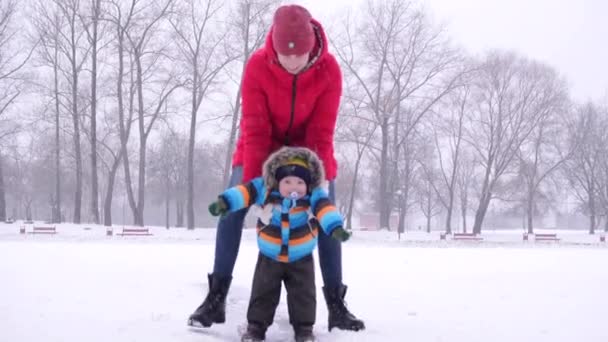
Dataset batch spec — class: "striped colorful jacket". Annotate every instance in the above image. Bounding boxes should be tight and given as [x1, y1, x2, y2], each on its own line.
[220, 177, 343, 263]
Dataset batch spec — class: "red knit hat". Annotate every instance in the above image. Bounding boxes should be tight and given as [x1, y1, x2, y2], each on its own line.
[272, 5, 315, 56]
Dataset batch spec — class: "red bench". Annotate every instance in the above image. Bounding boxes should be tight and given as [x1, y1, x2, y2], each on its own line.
[117, 227, 152, 236]
[440, 232, 483, 241]
[524, 233, 560, 242]
[31, 226, 57, 234]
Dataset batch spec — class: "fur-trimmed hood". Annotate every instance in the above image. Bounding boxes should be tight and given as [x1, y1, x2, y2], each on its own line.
[262, 147, 325, 191]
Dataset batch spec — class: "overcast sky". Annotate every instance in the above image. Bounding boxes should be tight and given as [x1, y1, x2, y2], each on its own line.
[294, 0, 608, 103]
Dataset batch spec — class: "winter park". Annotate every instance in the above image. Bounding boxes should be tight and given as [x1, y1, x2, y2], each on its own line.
[1, 0, 608, 341]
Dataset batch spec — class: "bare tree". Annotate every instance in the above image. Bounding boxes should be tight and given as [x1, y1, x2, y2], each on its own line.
[31, 1, 65, 223]
[169, 0, 236, 230]
[426, 84, 471, 234]
[41, 0, 90, 224]
[596, 105, 608, 232]
[0, 0, 34, 221]
[221, 0, 278, 188]
[417, 158, 442, 233]
[120, 0, 177, 226]
[565, 103, 604, 234]
[335, 81, 378, 230]
[465, 51, 566, 234]
[516, 94, 570, 233]
[80, 0, 104, 224]
[147, 129, 187, 229]
[331, 0, 462, 229]
[456, 150, 476, 233]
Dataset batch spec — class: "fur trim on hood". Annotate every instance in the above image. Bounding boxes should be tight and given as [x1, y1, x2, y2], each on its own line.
[262, 147, 325, 191]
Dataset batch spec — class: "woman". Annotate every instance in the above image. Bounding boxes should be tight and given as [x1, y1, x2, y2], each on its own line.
[188, 4, 365, 333]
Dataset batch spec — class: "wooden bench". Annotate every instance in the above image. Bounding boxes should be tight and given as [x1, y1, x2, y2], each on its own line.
[453, 233, 483, 241]
[31, 226, 57, 234]
[117, 227, 153, 236]
[524, 233, 560, 242]
[440, 232, 483, 241]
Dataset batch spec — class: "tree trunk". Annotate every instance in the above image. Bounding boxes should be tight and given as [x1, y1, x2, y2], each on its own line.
[53, 40, 62, 224]
[445, 204, 453, 234]
[176, 199, 184, 228]
[461, 202, 467, 233]
[472, 164, 493, 234]
[223, 4, 250, 188]
[379, 119, 390, 229]
[472, 193, 491, 234]
[398, 194, 407, 233]
[120, 45, 138, 227]
[589, 194, 596, 234]
[25, 201, 32, 221]
[103, 156, 121, 227]
[90, 0, 100, 224]
[0, 154, 5, 221]
[71, 41, 82, 224]
[426, 195, 432, 233]
[165, 180, 170, 229]
[527, 191, 535, 234]
[346, 152, 363, 231]
[135, 52, 145, 227]
[187, 66, 198, 230]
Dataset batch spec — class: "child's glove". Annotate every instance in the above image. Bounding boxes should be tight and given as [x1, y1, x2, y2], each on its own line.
[331, 226, 351, 242]
[208, 197, 229, 217]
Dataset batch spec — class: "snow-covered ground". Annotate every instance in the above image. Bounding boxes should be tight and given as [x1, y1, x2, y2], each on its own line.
[1, 222, 607, 342]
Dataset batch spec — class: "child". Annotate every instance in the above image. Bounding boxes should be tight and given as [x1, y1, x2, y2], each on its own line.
[207, 147, 351, 342]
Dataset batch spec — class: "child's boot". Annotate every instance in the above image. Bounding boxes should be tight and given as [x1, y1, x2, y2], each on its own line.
[294, 325, 315, 342]
[241, 322, 266, 342]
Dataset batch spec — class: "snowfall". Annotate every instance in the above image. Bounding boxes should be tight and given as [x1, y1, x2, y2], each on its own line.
[1, 222, 607, 342]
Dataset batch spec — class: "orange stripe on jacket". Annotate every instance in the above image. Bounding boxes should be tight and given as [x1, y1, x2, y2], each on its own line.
[289, 228, 319, 246]
[237, 185, 250, 206]
[289, 206, 308, 214]
[316, 205, 336, 221]
[259, 231, 282, 245]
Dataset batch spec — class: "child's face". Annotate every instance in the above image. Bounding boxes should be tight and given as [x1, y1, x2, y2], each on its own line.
[278, 176, 307, 199]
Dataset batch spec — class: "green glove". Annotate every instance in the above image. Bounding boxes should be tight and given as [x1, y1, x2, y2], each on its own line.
[208, 197, 229, 217]
[331, 226, 351, 242]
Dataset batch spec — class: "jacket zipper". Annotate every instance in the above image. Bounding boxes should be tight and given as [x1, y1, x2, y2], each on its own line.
[284, 75, 298, 145]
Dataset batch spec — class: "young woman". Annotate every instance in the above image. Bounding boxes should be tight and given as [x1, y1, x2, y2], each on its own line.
[188, 4, 365, 333]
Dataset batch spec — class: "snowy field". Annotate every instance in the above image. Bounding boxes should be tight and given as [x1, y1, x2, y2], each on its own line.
[1, 222, 607, 342]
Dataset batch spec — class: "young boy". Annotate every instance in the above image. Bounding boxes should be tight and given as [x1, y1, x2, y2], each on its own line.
[207, 147, 351, 342]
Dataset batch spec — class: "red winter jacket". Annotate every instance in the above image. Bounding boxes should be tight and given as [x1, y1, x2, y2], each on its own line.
[232, 18, 342, 183]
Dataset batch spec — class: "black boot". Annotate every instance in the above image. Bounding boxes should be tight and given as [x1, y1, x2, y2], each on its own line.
[241, 322, 266, 342]
[323, 285, 365, 332]
[294, 325, 316, 342]
[188, 273, 232, 327]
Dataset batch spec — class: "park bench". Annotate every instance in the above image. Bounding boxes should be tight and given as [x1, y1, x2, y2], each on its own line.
[31, 226, 57, 234]
[523, 233, 560, 242]
[440, 232, 483, 241]
[117, 227, 153, 236]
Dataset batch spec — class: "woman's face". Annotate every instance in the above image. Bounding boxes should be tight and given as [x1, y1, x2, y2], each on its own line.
[277, 53, 309, 74]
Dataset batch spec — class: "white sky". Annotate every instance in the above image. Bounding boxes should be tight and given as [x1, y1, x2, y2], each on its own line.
[294, 0, 608, 103]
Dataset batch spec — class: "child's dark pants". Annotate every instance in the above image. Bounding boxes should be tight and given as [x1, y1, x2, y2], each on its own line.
[247, 252, 316, 330]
